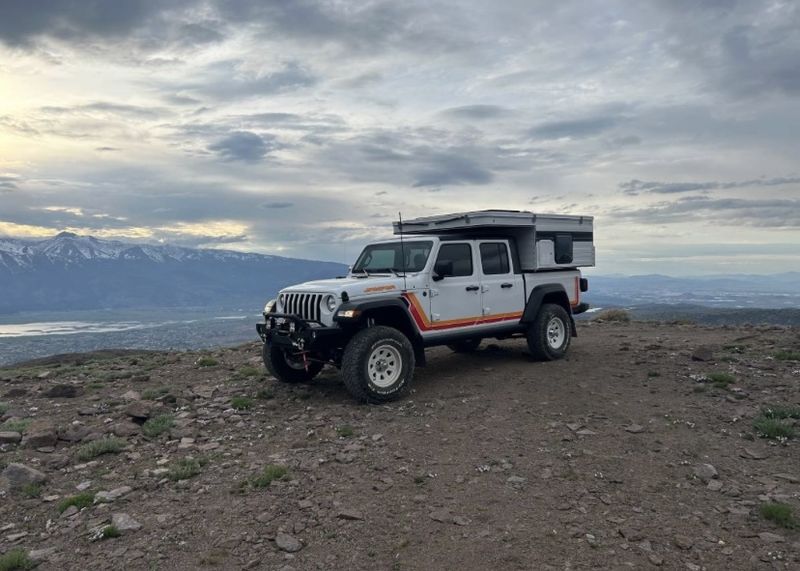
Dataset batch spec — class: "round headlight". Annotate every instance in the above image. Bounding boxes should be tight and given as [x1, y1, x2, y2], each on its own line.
[263, 299, 276, 314]
[325, 295, 336, 312]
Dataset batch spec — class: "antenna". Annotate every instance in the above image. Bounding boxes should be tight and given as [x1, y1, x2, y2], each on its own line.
[398, 211, 408, 292]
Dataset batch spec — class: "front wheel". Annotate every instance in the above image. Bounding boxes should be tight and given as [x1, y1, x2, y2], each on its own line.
[341, 326, 415, 403]
[526, 303, 571, 361]
[262, 343, 323, 383]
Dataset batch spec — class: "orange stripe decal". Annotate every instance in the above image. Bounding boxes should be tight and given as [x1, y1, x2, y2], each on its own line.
[403, 292, 522, 332]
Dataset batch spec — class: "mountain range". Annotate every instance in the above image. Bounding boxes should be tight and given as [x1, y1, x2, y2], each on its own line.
[0, 232, 348, 314]
[1, 232, 797, 315]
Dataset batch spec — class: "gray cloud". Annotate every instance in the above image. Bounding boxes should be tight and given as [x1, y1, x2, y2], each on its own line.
[207, 131, 278, 162]
[0, 175, 19, 191]
[615, 196, 800, 228]
[261, 202, 294, 209]
[439, 105, 514, 120]
[529, 116, 620, 140]
[621, 176, 800, 195]
[0, 0, 187, 46]
[176, 60, 317, 100]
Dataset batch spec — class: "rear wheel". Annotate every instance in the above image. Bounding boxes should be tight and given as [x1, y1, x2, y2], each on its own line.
[262, 343, 323, 383]
[341, 326, 415, 403]
[447, 338, 482, 353]
[526, 303, 571, 361]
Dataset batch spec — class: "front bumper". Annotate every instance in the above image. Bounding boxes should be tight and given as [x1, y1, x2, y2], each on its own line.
[256, 313, 344, 353]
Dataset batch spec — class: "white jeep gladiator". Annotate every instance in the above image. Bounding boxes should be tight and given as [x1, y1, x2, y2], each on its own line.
[257, 210, 594, 403]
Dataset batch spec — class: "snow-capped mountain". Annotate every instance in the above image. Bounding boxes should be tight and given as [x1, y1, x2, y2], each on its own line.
[0, 232, 348, 314]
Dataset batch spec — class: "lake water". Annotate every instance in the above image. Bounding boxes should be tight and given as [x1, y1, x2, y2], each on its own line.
[0, 309, 261, 366]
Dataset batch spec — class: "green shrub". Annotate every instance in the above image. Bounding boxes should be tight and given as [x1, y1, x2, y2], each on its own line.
[20, 483, 42, 498]
[1, 419, 30, 434]
[336, 425, 354, 438]
[238, 365, 260, 377]
[76, 437, 124, 461]
[256, 388, 274, 400]
[760, 502, 798, 529]
[196, 356, 218, 368]
[101, 525, 121, 539]
[249, 465, 288, 489]
[773, 350, 800, 361]
[707, 372, 735, 388]
[593, 309, 630, 322]
[753, 415, 794, 440]
[0, 402, 8, 416]
[0, 548, 34, 571]
[142, 414, 175, 438]
[58, 491, 95, 513]
[168, 458, 205, 481]
[141, 387, 169, 400]
[762, 405, 800, 420]
[230, 396, 253, 410]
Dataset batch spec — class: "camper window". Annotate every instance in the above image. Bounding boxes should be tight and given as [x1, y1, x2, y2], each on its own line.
[554, 234, 573, 264]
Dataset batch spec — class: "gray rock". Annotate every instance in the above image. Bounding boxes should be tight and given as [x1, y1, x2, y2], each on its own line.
[673, 534, 694, 550]
[120, 390, 140, 401]
[111, 512, 142, 532]
[1, 462, 47, 490]
[0, 431, 22, 444]
[758, 532, 785, 543]
[42, 384, 83, 398]
[96, 486, 133, 503]
[275, 531, 303, 553]
[124, 401, 151, 420]
[112, 422, 141, 437]
[29, 546, 57, 563]
[336, 509, 364, 521]
[691, 346, 714, 361]
[693, 463, 718, 483]
[624, 424, 645, 434]
[507, 476, 527, 484]
[58, 425, 89, 442]
[23, 428, 58, 449]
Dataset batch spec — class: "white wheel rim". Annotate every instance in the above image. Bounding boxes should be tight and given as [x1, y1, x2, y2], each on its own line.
[546, 317, 566, 349]
[368, 344, 402, 388]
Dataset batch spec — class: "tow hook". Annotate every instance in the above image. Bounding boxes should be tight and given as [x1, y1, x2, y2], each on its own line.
[302, 351, 310, 372]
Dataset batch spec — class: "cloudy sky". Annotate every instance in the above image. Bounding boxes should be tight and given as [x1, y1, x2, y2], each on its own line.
[1, 0, 799, 275]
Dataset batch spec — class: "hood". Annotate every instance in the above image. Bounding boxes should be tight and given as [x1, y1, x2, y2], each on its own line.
[281, 275, 406, 299]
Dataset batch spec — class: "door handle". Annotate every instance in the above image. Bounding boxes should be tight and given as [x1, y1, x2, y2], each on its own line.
[501, 283, 513, 289]
[465, 285, 479, 291]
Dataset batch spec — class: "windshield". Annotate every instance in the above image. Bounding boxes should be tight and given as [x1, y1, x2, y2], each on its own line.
[353, 241, 433, 273]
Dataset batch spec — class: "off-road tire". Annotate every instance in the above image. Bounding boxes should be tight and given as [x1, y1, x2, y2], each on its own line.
[262, 343, 323, 383]
[341, 326, 415, 403]
[526, 303, 571, 361]
[447, 338, 482, 353]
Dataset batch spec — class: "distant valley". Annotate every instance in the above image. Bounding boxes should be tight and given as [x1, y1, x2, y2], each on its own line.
[0, 233, 797, 365]
[0, 232, 348, 314]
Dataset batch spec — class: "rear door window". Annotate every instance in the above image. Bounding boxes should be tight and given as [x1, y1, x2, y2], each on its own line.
[479, 242, 510, 275]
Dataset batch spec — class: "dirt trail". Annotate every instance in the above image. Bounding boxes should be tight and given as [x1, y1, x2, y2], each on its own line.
[1, 321, 799, 570]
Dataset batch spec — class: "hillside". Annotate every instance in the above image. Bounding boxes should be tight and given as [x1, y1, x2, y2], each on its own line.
[1, 321, 799, 569]
[0, 233, 348, 314]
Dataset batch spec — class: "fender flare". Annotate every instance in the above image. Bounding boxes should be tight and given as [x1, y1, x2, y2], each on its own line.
[333, 297, 426, 365]
[521, 284, 577, 337]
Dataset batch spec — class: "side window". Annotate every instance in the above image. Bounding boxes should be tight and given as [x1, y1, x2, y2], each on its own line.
[434, 243, 473, 277]
[479, 242, 510, 275]
[554, 234, 573, 264]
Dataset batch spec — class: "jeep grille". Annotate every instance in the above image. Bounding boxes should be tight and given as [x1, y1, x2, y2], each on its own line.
[282, 292, 323, 323]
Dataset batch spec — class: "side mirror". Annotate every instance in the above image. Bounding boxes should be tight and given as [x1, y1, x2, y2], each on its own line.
[432, 272, 444, 282]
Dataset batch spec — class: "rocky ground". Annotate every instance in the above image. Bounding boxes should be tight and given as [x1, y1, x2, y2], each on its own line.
[1, 320, 799, 571]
